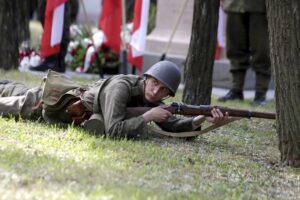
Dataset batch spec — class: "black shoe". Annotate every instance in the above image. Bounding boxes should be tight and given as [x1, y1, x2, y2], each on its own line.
[252, 92, 266, 106]
[29, 55, 65, 73]
[218, 89, 244, 102]
[29, 62, 56, 72]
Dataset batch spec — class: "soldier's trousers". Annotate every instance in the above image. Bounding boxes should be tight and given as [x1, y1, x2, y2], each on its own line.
[0, 81, 43, 119]
[226, 12, 271, 93]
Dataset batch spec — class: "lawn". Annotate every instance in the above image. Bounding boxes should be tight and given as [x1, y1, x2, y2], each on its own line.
[1, 70, 299, 200]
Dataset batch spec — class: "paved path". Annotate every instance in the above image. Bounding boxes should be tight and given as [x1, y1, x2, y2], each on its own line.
[212, 87, 275, 100]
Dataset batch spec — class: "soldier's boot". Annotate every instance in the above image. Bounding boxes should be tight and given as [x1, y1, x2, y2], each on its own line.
[29, 55, 62, 72]
[252, 73, 271, 106]
[218, 89, 244, 102]
[252, 92, 267, 106]
[218, 71, 246, 102]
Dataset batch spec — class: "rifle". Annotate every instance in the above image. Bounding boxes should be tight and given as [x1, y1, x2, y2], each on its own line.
[126, 102, 276, 119]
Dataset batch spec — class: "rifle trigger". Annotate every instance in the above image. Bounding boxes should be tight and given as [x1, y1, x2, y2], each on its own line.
[248, 111, 252, 118]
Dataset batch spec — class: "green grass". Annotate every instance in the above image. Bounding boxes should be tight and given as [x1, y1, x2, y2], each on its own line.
[1, 70, 300, 200]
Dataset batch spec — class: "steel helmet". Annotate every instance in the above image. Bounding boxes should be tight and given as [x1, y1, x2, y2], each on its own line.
[144, 61, 181, 96]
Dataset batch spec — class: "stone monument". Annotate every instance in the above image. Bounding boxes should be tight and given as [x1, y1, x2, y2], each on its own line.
[145, 0, 194, 59]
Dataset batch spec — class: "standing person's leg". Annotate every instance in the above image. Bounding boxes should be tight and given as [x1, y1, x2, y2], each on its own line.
[30, 0, 67, 73]
[249, 12, 271, 105]
[219, 12, 250, 101]
[36, 0, 46, 25]
[30, 0, 59, 72]
[70, 0, 79, 23]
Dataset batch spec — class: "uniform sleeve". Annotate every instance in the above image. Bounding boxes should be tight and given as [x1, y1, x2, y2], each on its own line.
[99, 81, 147, 138]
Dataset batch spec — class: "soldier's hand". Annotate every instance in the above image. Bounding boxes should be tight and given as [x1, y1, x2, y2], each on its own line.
[142, 106, 172, 123]
[205, 108, 229, 124]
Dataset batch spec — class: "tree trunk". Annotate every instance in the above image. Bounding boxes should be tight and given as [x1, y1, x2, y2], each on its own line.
[266, 0, 300, 167]
[16, 0, 31, 43]
[182, 0, 219, 105]
[0, 0, 30, 70]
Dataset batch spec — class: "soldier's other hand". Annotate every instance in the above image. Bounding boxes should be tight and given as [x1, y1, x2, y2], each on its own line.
[205, 108, 229, 124]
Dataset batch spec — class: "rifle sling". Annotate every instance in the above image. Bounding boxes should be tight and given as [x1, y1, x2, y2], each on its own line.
[148, 118, 239, 138]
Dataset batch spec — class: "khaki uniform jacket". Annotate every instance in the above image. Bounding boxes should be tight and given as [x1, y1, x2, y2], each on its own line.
[224, 0, 266, 13]
[42, 71, 194, 138]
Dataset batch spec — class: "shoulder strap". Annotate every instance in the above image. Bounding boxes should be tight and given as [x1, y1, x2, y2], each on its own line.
[42, 70, 85, 106]
[148, 118, 240, 138]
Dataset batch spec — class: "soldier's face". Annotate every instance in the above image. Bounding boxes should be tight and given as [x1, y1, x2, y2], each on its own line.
[144, 76, 170, 102]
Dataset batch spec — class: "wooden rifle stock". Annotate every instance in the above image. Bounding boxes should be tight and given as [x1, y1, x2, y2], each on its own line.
[126, 103, 276, 119]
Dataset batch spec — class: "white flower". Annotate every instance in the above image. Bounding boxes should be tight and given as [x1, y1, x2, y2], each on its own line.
[68, 41, 79, 52]
[19, 57, 30, 71]
[70, 24, 82, 37]
[81, 38, 92, 48]
[29, 55, 41, 67]
[92, 31, 105, 48]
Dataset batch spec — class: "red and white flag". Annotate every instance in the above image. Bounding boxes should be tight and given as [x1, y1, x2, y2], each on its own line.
[40, 0, 68, 59]
[215, 7, 226, 60]
[128, 0, 150, 70]
[99, 0, 122, 54]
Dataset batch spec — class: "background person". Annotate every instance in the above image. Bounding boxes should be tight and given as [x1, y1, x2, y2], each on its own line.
[29, 0, 79, 73]
[218, 0, 271, 105]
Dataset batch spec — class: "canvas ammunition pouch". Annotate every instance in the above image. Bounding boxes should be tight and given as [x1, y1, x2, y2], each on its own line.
[42, 70, 86, 111]
[41, 70, 105, 134]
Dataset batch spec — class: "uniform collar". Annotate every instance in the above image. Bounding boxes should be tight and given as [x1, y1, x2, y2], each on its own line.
[131, 79, 150, 104]
[131, 79, 144, 97]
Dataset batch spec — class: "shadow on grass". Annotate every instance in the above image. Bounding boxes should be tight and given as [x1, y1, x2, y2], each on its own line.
[147, 128, 279, 168]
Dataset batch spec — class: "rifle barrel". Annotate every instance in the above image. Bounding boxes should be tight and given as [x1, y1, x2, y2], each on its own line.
[170, 104, 276, 119]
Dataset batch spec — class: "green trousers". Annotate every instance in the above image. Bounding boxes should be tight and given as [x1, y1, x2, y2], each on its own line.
[226, 12, 271, 93]
[0, 82, 42, 118]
